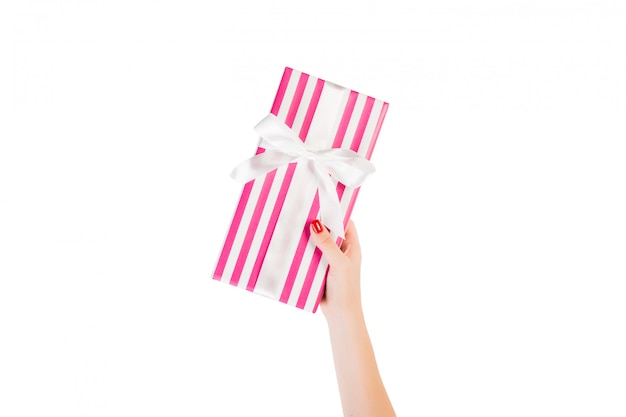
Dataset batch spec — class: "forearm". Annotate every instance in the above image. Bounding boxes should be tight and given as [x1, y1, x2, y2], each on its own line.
[326, 308, 396, 417]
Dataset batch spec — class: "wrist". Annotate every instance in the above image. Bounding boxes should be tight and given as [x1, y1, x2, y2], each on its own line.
[324, 303, 365, 329]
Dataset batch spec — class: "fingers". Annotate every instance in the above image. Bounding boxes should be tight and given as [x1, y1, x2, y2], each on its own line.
[341, 220, 361, 259]
[310, 219, 346, 266]
[343, 220, 359, 248]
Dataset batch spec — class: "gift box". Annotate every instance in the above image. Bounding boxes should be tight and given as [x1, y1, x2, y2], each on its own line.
[213, 67, 388, 312]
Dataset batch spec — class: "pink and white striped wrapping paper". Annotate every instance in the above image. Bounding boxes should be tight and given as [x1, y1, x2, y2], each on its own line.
[213, 67, 388, 313]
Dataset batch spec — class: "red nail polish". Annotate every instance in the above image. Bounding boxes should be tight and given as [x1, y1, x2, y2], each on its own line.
[311, 219, 323, 234]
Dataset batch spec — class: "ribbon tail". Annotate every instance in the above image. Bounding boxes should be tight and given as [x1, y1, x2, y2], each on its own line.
[314, 162, 346, 240]
[232, 114, 377, 241]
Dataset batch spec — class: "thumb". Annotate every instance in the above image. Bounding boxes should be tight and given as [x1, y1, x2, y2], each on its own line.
[310, 219, 346, 266]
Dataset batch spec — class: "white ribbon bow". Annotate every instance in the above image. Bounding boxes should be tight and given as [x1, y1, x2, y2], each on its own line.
[230, 114, 376, 239]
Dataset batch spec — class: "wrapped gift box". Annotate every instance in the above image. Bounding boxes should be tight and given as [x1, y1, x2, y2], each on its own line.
[213, 67, 388, 312]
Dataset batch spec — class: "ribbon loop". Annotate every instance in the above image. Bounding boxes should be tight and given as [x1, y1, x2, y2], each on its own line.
[229, 114, 376, 239]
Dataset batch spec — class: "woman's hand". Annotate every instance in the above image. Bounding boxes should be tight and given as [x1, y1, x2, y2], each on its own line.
[310, 219, 363, 321]
[309, 219, 396, 417]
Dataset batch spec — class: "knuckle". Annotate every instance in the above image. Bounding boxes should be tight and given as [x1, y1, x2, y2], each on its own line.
[320, 233, 335, 247]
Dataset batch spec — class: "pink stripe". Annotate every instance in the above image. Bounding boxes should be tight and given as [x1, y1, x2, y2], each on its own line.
[311, 265, 329, 313]
[248, 79, 325, 291]
[286, 73, 309, 128]
[279, 192, 320, 302]
[328, 90, 359, 200]
[296, 247, 323, 308]
[247, 163, 297, 291]
[280, 88, 359, 304]
[302, 97, 378, 310]
[339, 102, 388, 225]
[366, 102, 389, 159]
[233, 71, 308, 289]
[271, 67, 293, 116]
[214, 70, 293, 280]
[343, 186, 361, 226]
[335, 183, 346, 202]
[213, 180, 254, 280]
[229, 171, 277, 285]
[225, 69, 301, 286]
[334, 97, 381, 211]
[332, 91, 359, 148]
[341, 103, 389, 231]
[299, 79, 325, 139]
[350, 96, 375, 151]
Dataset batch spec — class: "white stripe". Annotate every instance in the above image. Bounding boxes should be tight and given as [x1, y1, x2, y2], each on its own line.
[306, 81, 350, 151]
[249, 74, 316, 297]
[342, 93, 367, 150]
[287, 91, 367, 307]
[256, 81, 350, 302]
[220, 70, 300, 285]
[237, 73, 319, 290]
[255, 161, 318, 299]
[302, 99, 387, 312]
[361, 99, 385, 157]
[235, 166, 285, 290]
[337, 99, 385, 217]
[303, 258, 329, 312]
[219, 176, 264, 284]
[291, 76, 318, 136]
[276, 70, 301, 120]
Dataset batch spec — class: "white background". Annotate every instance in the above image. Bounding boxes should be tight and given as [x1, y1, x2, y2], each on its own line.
[1, 1, 625, 416]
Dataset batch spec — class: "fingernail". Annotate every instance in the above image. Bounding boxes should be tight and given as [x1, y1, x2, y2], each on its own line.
[311, 219, 323, 234]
